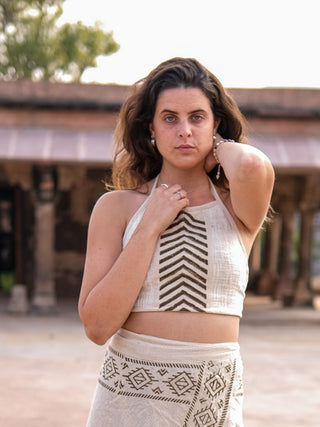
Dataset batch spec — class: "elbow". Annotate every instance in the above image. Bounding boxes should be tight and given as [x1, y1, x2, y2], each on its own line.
[82, 318, 114, 345]
[78, 305, 113, 346]
[238, 151, 274, 184]
[84, 325, 110, 346]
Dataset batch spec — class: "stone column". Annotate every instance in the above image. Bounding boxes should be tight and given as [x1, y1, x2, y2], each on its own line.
[293, 174, 320, 305]
[262, 217, 281, 298]
[294, 206, 314, 305]
[276, 200, 295, 305]
[31, 166, 58, 314]
[3, 163, 32, 314]
[249, 232, 261, 272]
[266, 218, 281, 276]
[31, 201, 57, 313]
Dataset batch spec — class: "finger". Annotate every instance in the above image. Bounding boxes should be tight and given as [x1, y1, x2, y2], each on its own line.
[175, 190, 186, 200]
[160, 183, 169, 189]
[168, 184, 183, 194]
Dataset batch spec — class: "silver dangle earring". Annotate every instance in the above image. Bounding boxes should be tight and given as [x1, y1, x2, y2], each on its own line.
[151, 137, 156, 147]
[216, 164, 221, 180]
[213, 134, 221, 180]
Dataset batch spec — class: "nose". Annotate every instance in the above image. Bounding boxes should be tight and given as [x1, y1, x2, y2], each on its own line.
[178, 120, 192, 138]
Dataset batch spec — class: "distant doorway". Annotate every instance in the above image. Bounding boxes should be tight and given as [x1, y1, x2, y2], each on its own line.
[0, 187, 15, 292]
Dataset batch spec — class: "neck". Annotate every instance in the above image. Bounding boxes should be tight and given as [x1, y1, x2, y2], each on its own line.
[158, 170, 213, 205]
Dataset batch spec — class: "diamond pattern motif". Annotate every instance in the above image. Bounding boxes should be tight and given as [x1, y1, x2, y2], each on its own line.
[194, 407, 217, 426]
[125, 367, 154, 390]
[98, 346, 240, 426]
[166, 371, 196, 396]
[102, 356, 118, 380]
[205, 373, 226, 398]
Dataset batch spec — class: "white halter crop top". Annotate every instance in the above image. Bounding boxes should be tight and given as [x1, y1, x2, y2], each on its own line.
[123, 176, 249, 317]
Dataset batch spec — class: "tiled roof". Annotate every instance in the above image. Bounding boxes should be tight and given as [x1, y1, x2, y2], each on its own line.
[0, 80, 129, 110]
[0, 127, 114, 164]
[252, 135, 320, 169]
[1, 126, 319, 169]
[1, 80, 320, 117]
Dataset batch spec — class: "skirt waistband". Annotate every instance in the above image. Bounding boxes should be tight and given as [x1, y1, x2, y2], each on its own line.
[109, 328, 240, 362]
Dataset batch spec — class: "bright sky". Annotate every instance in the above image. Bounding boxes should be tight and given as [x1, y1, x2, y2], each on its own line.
[60, 0, 320, 88]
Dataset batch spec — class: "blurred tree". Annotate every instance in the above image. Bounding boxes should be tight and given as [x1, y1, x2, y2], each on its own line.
[0, 0, 119, 81]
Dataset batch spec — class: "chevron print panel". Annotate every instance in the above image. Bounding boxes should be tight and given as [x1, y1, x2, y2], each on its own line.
[159, 211, 208, 311]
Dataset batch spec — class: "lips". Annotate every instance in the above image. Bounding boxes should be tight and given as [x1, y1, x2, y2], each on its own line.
[176, 144, 195, 152]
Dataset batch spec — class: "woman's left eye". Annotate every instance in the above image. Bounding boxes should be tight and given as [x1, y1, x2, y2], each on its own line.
[192, 115, 203, 121]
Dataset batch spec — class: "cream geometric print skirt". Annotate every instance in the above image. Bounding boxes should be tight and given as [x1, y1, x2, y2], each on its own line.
[86, 329, 244, 427]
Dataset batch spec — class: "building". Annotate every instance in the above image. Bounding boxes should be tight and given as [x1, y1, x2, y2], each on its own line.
[0, 80, 320, 312]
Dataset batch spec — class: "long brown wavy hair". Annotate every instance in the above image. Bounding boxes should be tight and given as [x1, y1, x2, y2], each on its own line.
[110, 57, 248, 190]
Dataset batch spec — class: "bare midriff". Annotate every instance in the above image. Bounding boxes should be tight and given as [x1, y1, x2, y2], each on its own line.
[122, 311, 240, 344]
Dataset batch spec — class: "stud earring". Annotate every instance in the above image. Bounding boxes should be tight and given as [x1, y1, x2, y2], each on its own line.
[151, 137, 156, 147]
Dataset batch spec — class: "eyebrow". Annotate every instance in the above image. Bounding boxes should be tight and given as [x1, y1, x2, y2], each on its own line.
[159, 108, 208, 115]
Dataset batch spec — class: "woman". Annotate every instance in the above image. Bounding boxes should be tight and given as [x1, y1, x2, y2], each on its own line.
[79, 57, 274, 426]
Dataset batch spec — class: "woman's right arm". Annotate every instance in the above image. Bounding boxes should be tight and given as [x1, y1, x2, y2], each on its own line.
[78, 186, 188, 345]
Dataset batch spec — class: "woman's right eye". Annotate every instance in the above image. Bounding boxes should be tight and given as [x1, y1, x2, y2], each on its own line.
[164, 115, 176, 122]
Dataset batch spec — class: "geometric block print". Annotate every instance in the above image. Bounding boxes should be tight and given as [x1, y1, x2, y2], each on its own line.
[98, 345, 238, 426]
[101, 356, 118, 381]
[125, 367, 154, 390]
[166, 371, 196, 396]
[159, 211, 208, 312]
[205, 372, 226, 398]
[194, 406, 217, 426]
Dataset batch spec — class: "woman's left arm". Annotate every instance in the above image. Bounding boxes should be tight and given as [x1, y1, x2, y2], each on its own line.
[215, 141, 275, 235]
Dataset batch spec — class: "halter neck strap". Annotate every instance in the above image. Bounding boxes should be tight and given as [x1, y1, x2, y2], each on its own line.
[150, 175, 160, 194]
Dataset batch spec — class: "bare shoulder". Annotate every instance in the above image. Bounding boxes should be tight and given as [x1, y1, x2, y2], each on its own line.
[90, 185, 150, 231]
[93, 190, 133, 212]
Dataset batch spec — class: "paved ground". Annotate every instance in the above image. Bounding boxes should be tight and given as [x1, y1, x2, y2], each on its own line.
[0, 295, 319, 427]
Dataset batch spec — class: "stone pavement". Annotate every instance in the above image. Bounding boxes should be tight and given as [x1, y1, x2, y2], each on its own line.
[0, 296, 319, 427]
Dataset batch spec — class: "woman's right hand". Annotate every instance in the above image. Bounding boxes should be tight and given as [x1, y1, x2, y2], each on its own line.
[139, 183, 189, 236]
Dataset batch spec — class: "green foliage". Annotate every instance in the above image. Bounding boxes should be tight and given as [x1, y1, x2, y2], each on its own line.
[0, 271, 15, 292]
[0, 0, 119, 81]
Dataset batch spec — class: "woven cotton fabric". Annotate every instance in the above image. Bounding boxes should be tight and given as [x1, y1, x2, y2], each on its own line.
[87, 329, 244, 427]
[123, 176, 249, 317]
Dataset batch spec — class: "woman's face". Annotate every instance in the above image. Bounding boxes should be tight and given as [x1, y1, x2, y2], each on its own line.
[149, 87, 220, 171]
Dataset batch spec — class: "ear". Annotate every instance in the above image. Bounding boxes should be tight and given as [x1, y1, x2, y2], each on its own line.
[213, 118, 221, 134]
[149, 123, 155, 137]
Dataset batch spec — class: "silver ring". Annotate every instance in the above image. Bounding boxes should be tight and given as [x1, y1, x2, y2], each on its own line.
[161, 183, 169, 189]
[177, 191, 183, 199]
